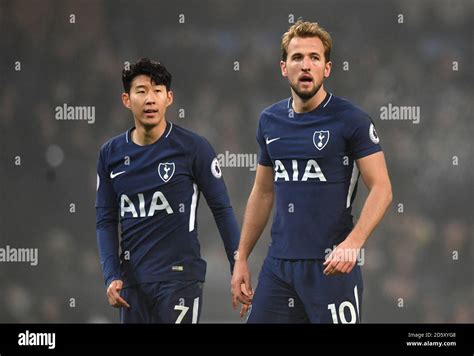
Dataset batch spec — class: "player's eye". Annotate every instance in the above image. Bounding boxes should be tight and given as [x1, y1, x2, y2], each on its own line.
[136, 90, 145, 94]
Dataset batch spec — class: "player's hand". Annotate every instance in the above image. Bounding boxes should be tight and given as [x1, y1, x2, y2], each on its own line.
[106, 280, 130, 308]
[323, 238, 362, 276]
[231, 259, 253, 309]
[240, 303, 251, 318]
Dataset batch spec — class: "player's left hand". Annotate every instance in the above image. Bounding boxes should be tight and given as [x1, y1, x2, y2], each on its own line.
[323, 238, 363, 276]
[231, 259, 253, 308]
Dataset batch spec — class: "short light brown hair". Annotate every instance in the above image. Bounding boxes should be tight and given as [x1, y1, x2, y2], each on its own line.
[281, 20, 332, 62]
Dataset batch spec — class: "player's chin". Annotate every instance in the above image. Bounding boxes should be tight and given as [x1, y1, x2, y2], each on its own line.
[299, 85, 315, 95]
[139, 116, 162, 127]
[295, 87, 317, 101]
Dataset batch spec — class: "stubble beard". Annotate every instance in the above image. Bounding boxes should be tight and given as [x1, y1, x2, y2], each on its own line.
[290, 80, 323, 101]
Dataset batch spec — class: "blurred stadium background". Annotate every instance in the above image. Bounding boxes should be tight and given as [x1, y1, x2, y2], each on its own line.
[0, 0, 472, 323]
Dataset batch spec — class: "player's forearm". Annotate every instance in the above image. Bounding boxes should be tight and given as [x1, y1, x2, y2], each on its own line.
[348, 182, 392, 246]
[96, 208, 121, 286]
[210, 205, 240, 268]
[238, 188, 274, 261]
[97, 228, 121, 286]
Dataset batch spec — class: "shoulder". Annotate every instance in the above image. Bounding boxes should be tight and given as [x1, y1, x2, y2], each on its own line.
[259, 98, 291, 122]
[331, 95, 370, 118]
[330, 95, 373, 127]
[99, 130, 129, 159]
[169, 122, 214, 152]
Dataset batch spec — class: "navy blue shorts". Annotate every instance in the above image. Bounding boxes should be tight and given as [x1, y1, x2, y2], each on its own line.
[247, 257, 363, 323]
[119, 280, 203, 323]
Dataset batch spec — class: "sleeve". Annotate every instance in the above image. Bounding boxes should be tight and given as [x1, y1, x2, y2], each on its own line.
[347, 112, 382, 160]
[256, 112, 273, 166]
[95, 145, 121, 287]
[192, 137, 240, 273]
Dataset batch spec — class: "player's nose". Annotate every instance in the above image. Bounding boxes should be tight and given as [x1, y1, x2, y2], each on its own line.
[144, 93, 156, 104]
[302, 56, 312, 70]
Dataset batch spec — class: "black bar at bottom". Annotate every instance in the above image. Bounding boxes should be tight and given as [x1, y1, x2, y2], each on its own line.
[0, 323, 471, 353]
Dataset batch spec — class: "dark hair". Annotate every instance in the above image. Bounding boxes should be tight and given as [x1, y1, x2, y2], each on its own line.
[122, 58, 172, 93]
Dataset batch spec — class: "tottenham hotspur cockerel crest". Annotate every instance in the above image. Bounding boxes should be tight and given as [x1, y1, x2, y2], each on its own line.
[158, 162, 175, 183]
[313, 130, 330, 151]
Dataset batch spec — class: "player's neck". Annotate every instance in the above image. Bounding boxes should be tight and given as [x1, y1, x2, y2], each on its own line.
[292, 86, 327, 114]
[132, 119, 167, 146]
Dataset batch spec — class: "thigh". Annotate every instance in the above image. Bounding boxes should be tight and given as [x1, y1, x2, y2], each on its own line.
[247, 257, 309, 323]
[145, 280, 204, 324]
[295, 261, 363, 324]
[119, 285, 151, 324]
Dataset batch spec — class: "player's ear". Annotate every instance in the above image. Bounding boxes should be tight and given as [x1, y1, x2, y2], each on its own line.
[280, 60, 288, 77]
[122, 92, 131, 109]
[166, 90, 173, 107]
[324, 60, 332, 79]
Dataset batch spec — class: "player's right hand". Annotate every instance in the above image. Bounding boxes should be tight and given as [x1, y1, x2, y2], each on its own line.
[106, 280, 130, 308]
[240, 303, 251, 318]
[231, 259, 253, 309]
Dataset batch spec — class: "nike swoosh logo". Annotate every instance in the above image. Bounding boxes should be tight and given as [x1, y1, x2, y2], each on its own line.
[110, 171, 126, 179]
[265, 137, 281, 145]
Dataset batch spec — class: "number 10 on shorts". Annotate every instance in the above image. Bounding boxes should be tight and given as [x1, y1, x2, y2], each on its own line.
[327, 286, 360, 324]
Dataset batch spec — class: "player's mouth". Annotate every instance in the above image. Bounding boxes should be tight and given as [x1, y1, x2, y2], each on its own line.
[299, 74, 313, 86]
[143, 108, 158, 118]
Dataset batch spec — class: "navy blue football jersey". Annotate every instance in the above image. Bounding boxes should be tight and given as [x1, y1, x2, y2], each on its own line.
[257, 93, 382, 259]
[96, 121, 240, 287]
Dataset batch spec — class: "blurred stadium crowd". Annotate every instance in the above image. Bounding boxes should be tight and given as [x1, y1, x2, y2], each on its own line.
[0, 0, 472, 322]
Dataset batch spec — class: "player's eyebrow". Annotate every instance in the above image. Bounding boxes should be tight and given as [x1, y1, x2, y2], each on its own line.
[291, 51, 321, 58]
[135, 84, 163, 89]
